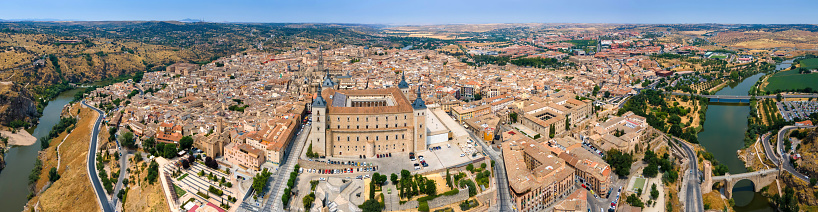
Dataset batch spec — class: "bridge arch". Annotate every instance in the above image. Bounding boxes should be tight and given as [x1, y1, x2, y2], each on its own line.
[727, 178, 756, 201]
[702, 169, 779, 199]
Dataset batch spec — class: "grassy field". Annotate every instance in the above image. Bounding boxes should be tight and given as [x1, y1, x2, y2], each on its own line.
[800, 58, 818, 69]
[765, 69, 818, 92]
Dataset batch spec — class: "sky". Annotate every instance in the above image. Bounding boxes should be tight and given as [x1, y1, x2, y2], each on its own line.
[1, 0, 817, 25]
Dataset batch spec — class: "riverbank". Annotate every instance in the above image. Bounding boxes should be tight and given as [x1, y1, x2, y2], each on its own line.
[0, 130, 36, 146]
[696, 72, 773, 211]
[24, 102, 100, 212]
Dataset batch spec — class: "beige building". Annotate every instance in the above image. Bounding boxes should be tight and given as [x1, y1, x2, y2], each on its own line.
[504, 139, 576, 212]
[225, 143, 265, 171]
[591, 111, 650, 153]
[308, 74, 428, 157]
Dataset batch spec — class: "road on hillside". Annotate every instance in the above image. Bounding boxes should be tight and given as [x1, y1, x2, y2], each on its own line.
[82, 100, 115, 212]
[774, 125, 816, 182]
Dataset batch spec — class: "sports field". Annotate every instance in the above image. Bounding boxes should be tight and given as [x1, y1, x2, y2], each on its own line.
[632, 177, 646, 192]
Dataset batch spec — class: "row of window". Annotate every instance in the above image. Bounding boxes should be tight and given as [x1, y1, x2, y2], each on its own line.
[337, 134, 405, 142]
[333, 143, 402, 151]
[336, 115, 408, 122]
[336, 123, 408, 129]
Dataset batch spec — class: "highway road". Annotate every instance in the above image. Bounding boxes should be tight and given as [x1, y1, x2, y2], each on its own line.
[466, 130, 515, 212]
[678, 140, 704, 212]
[774, 125, 815, 182]
[82, 100, 115, 212]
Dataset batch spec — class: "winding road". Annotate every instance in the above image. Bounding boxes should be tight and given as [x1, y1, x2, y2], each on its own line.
[769, 125, 816, 182]
[82, 100, 114, 212]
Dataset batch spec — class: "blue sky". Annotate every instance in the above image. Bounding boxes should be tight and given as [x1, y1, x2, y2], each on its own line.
[1, 0, 816, 24]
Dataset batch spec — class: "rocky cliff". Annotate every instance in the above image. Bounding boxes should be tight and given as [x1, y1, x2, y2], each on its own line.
[0, 81, 38, 126]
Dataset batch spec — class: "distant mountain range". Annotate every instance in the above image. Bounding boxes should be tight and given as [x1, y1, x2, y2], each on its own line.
[0, 18, 81, 22]
[178, 18, 204, 23]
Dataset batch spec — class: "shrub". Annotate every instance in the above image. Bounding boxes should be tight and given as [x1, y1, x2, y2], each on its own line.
[48, 167, 60, 182]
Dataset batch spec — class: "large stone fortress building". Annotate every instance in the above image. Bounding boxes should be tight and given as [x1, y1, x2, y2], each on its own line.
[308, 72, 428, 157]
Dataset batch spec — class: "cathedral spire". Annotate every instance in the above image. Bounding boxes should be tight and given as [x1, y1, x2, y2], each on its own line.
[412, 85, 426, 110]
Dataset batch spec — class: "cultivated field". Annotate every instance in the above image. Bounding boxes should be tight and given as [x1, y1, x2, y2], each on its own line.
[765, 58, 818, 92]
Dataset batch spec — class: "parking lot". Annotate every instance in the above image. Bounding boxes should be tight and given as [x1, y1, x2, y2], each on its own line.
[777, 100, 818, 121]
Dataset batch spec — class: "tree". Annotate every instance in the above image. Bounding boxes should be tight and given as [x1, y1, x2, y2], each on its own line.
[391, 173, 398, 185]
[626, 193, 645, 208]
[163, 144, 177, 158]
[306, 143, 315, 158]
[459, 180, 477, 197]
[604, 91, 611, 98]
[146, 160, 159, 184]
[359, 199, 383, 212]
[48, 167, 60, 182]
[446, 170, 452, 188]
[121, 132, 136, 149]
[205, 156, 219, 169]
[549, 124, 556, 138]
[179, 136, 194, 150]
[643, 163, 658, 178]
[425, 180, 437, 196]
[772, 187, 799, 212]
[376, 173, 388, 186]
[509, 112, 518, 123]
[181, 159, 190, 169]
[776, 93, 783, 101]
[302, 192, 315, 209]
[143, 137, 156, 152]
[604, 149, 634, 177]
[565, 117, 571, 131]
[593, 85, 600, 96]
[650, 184, 659, 199]
[252, 169, 272, 197]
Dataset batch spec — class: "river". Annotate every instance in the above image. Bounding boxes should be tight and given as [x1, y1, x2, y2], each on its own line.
[697, 60, 793, 211]
[0, 88, 82, 212]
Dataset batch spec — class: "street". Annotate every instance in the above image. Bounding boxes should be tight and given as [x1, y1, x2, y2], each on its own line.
[237, 122, 310, 212]
[678, 140, 703, 212]
[774, 125, 816, 182]
[466, 130, 514, 211]
[82, 100, 115, 212]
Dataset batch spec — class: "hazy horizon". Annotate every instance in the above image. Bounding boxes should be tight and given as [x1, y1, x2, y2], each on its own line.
[2, 0, 817, 25]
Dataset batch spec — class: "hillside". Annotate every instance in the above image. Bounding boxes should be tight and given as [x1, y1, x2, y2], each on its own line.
[0, 81, 38, 126]
[24, 103, 99, 212]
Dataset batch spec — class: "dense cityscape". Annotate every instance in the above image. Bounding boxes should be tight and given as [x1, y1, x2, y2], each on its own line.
[1, 2, 818, 212]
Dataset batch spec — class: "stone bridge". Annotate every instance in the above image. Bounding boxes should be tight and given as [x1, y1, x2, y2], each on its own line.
[701, 162, 779, 199]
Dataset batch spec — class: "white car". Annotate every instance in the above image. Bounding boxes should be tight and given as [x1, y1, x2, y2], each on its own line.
[460, 154, 465, 157]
